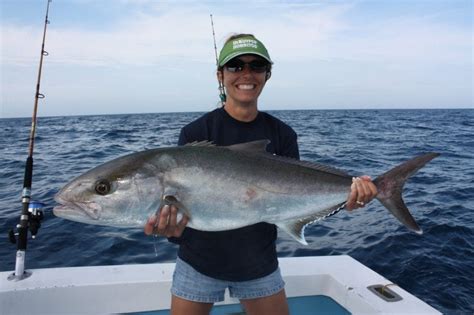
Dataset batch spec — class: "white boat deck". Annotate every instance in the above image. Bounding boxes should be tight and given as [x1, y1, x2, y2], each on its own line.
[0, 255, 440, 314]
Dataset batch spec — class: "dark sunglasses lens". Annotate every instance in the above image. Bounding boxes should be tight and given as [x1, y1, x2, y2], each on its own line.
[225, 59, 245, 72]
[224, 59, 269, 73]
[249, 60, 269, 73]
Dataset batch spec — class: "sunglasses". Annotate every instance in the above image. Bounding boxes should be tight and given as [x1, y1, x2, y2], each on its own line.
[224, 58, 270, 73]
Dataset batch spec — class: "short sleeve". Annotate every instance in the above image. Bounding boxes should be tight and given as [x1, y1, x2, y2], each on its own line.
[178, 128, 188, 146]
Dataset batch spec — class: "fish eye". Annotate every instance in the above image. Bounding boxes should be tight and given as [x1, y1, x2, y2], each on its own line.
[95, 180, 111, 195]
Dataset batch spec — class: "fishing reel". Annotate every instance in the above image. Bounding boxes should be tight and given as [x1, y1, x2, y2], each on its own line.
[9, 201, 45, 244]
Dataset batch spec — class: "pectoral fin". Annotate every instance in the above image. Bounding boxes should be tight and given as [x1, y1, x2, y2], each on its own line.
[161, 194, 191, 219]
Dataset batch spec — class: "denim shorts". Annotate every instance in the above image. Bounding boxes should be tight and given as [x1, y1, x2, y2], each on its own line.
[170, 257, 285, 303]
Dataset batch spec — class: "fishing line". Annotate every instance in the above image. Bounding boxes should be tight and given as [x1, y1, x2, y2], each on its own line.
[8, 0, 52, 281]
[210, 14, 226, 106]
[153, 235, 160, 257]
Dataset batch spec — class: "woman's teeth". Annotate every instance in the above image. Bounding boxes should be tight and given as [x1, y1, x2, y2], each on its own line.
[237, 84, 255, 90]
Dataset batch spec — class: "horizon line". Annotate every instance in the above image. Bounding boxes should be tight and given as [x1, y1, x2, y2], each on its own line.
[1, 107, 472, 120]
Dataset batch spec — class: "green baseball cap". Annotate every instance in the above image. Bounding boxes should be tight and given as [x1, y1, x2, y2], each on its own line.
[218, 36, 272, 67]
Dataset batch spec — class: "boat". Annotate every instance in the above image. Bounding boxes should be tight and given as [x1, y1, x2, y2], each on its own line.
[1, 255, 440, 314]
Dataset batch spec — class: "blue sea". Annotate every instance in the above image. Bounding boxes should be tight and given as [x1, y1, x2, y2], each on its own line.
[0, 109, 473, 313]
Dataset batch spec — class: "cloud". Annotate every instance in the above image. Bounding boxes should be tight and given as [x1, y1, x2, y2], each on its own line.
[1, 1, 471, 117]
[2, 2, 469, 69]
[1, 3, 352, 67]
[2, 7, 211, 67]
[333, 16, 471, 65]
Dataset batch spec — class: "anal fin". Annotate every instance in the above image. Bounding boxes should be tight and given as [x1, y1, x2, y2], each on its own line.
[276, 202, 346, 245]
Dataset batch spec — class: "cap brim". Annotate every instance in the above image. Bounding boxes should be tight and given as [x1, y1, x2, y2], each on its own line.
[219, 51, 273, 67]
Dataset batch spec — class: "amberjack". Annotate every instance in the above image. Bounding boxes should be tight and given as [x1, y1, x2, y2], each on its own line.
[53, 140, 439, 244]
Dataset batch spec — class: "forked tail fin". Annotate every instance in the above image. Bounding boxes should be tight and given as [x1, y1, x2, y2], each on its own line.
[374, 153, 440, 234]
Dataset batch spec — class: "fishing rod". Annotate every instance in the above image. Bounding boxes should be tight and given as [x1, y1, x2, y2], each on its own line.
[8, 0, 51, 281]
[210, 14, 226, 106]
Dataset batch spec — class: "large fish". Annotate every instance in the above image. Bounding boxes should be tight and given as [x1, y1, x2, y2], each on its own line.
[53, 140, 439, 244]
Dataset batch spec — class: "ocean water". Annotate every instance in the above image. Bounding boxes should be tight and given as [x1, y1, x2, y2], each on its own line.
[0, 109, 473, 313]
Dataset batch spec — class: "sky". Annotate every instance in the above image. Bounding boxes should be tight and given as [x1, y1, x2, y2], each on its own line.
[0, 0, 472, 118]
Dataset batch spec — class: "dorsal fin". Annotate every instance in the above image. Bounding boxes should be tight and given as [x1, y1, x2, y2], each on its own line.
[262, 154, 351, 178]
[229, 140, 350, 177]
[227, 140, 270, 154]
[185, 141, 216, 147]
[185, 139, 350, 178]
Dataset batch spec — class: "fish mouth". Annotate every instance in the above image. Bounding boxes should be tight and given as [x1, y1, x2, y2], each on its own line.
[53, 194, 102, 220]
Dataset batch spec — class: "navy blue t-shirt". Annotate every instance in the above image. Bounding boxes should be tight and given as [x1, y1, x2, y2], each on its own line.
[174, 107, 299, 281]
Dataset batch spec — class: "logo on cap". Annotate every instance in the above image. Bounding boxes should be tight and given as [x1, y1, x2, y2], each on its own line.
[232, 39, 258, 50]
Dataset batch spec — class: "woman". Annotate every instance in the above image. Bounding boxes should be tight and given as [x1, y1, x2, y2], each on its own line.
[145, 34, 377, 315]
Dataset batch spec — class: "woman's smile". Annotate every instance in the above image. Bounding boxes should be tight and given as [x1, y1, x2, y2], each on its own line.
[236, 84, 256, 90]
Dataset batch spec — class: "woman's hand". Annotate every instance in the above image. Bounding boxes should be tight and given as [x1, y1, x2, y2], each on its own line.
[144, 205, 189, 237]
[346, 176, 378, 210]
